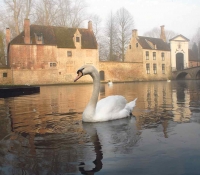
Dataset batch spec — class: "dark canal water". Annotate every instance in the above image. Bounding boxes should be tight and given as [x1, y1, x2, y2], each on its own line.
[0, 80, 200, 175]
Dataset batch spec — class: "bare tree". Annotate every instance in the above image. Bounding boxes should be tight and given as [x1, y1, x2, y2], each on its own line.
[56, 0, 71, 26]
[98, 36, 109, 61]
[104, 12, 118, 61]
[24, 0, 33, 19]
[191, 27, 200, 47]
[144, 27, 178, 43]
[68, 0, 89, 28]
[1, 0, 33, 38]
[192, 42, 198, 59]
[0, 30, 6, 65]
[191, 28, 200, 61]
[34, 0, 88, 27]
[89, 14, 102, 42]
[34, 0, 59, 26]
[4, 0, 24, 36]
[116, 7, 134, 62]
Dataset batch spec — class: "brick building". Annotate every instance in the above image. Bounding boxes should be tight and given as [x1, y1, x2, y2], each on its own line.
[125, 26, 171, 81]
[6, 19, 99, 84]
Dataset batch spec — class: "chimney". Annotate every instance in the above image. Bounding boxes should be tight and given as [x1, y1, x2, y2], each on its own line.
[88, 21, 93, 31]
[132, 29, 138, 38]
[160, 25, 166, 42]
[24, 19, 30, 44]
[6, 28, 10, 49]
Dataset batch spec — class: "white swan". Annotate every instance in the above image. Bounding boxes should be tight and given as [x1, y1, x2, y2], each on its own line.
[108, 80, 113, 86]
[74, 65, 137, 122]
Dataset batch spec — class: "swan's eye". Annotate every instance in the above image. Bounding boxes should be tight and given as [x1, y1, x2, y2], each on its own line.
[77, 68, 84, 74]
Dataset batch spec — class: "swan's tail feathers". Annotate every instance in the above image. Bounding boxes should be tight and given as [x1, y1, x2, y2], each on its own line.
[125, 98, 137, 111]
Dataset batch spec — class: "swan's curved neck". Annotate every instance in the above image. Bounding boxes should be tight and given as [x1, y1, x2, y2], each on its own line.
[83, 68, 100, 121]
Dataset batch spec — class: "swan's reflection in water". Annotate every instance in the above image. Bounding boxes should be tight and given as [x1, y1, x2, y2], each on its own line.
[79, 116, 141, 174]
[79, 128, 103, 174]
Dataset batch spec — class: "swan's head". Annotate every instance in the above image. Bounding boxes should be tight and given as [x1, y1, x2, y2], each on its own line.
[74, 65, 97, 82]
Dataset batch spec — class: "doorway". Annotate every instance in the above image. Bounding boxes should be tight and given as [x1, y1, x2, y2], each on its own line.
[99, 71, 105, 81]
[176, 53, 184, 70]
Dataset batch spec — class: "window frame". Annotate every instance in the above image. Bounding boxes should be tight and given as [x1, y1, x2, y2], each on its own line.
[153, 63, 157, 74]
[3, 72, 7, 77]
[76, 37, 80, 42]
[146, 51, 149, 60]
[37, 34, 43, 41]
[161, 52, 165, 61]
[50, 62, 57, 67]
[153, 52, 156, 60]
[162, 64, 165, 74]
[146, 63, 150, 74]
[67, 51, 72, 57]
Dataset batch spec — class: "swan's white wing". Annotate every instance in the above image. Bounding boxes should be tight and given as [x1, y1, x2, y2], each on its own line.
[94, 95, 127, 121]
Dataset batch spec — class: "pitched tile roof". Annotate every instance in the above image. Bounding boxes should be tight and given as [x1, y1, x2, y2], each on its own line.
[137, 36, 170, 51]
[10, 25, 98, 49]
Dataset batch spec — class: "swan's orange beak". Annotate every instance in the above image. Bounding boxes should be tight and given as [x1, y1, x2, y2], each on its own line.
[74, 71, 83, 82]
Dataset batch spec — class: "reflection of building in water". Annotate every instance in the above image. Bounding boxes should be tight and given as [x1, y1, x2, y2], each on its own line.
[99, 81, 173, 116]
[0, 99, 12, 140]
[140, 82, 172, 111]
[99, 82, 175, 136]
[0, 96, 89, 174]
[172, 81, 197, 122]
[171, 81, 191, 122]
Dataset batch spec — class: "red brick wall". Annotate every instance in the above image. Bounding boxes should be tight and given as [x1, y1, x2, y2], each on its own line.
[9, 45, 57, 70]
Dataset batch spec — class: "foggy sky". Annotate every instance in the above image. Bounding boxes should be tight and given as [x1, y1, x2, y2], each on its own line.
[86, 0, 200, 39]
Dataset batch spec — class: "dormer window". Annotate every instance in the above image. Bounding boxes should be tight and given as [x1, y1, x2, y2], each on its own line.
[38, 34, 43, 41]
[34, 33, 43, 44]
[76, 37, 80, 42]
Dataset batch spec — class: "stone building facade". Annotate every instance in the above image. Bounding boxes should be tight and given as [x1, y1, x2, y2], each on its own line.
[2, 19, 198, 85]
[169, 35, 190, 71]
[125, 26, 171, 81]
[6, 19, 99, 85]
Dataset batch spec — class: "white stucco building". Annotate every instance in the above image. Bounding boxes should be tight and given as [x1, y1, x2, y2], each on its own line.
[169, 35, 190, 71]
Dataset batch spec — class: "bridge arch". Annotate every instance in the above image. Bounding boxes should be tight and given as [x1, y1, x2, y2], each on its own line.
[196, 70, 200, 79]
[176, 72, 192, 80]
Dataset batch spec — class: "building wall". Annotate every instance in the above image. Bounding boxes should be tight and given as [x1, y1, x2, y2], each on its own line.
[9, 45, 57, 69]
[0, 69, 12, 84]
[170, 36, 189, 70]
[9, 44, 99, 84]
[125, 37, 143, 63]
[143, 49, 171, 80]
[189, 60, 199, 67]
[99, 62, 144, 82]
[57, 47, 99, 83]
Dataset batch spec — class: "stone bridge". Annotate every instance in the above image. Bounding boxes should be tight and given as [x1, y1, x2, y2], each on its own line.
[172, 66, 200, 80]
